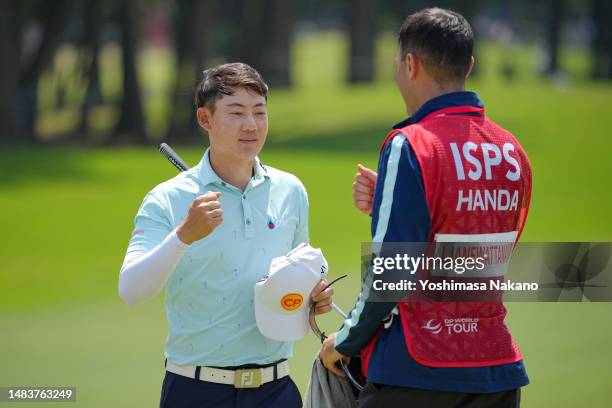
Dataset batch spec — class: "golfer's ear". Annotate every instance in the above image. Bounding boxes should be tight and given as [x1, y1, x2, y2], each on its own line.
[466, 55, 475, 79]
[406, 53, 418, 80]
[197, 107, 212, 131]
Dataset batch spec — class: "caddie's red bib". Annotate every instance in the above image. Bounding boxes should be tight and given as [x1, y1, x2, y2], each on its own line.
[363, 105, 532, 369]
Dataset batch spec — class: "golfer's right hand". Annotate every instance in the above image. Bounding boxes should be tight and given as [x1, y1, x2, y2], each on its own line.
[176, 192, 223, 244]
[353, 164, 377, 215]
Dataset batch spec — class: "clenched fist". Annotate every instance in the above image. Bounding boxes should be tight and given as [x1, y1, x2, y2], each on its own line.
[353, 164, 377, 215]
[176, 192, 223, 245]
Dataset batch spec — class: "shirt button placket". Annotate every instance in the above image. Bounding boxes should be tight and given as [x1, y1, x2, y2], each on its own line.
[243, 193, 254, 239]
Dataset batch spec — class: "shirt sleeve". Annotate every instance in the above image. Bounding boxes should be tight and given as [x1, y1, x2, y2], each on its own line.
[118, 192, 187, 306]
[119, 230, 188, 306]
[292, 180, 310, 248]
[334, 134, 432, 356]
[125, 192, 174, 258]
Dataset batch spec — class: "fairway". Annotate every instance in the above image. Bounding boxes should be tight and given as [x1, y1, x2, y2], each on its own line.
[1, 142, 612, 407]
[2, 32, 612, 407]
[2, 301, 611, 407]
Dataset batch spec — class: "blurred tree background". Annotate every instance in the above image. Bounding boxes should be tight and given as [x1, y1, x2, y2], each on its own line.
[2, 2, 612, 407]
[1, 0, 611, 145]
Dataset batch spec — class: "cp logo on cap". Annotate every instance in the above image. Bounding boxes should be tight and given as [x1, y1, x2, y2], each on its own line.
[280, 293, 303, 311]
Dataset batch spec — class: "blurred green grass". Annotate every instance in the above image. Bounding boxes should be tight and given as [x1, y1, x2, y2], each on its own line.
[1, 32, 612, 407]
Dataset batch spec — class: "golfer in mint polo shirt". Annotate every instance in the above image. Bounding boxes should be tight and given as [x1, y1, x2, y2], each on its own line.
[118, 63, 334, 408]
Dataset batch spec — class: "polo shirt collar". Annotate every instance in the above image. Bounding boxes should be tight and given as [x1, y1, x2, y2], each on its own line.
[393, 91, 484, 129]
[197, 148, 269, 187]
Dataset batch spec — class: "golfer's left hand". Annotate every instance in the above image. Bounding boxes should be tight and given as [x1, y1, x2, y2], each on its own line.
[320, 332, 346, 377]
[310, 279, 334, 315]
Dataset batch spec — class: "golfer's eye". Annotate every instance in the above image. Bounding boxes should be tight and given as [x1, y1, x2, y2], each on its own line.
[255, 111, 267, 116]
[229, 112, 243, 116]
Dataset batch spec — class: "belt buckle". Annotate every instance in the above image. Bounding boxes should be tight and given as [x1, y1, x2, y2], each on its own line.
[234, 368, 262, 388]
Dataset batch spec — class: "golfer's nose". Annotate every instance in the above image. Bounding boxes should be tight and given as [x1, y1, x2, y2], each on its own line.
[242, 114, 257, 132]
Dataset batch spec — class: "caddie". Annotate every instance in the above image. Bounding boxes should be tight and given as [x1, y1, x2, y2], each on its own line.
[118, 62, 334, 408]
[319, 8, 532, 408]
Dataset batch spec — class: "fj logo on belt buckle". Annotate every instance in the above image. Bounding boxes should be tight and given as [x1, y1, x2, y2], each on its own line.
[234, 369, 262, 388]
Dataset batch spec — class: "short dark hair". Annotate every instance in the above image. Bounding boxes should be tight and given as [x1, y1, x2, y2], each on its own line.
[195, 62, 268, 111]
[398, 8, 474, 83]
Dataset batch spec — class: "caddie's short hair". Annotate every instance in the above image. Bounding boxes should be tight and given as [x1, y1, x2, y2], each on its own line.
[195, 62, 268, 111]
[398, 8, 474, 83]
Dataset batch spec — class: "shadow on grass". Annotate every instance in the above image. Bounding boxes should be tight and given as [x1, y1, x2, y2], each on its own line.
[0, 146, 96, 186]
[267, 123, 392, 153]
[0, 122, 394, 185]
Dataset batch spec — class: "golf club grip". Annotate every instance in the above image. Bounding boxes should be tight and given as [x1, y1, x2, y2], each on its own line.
[159, 143, 189, 172]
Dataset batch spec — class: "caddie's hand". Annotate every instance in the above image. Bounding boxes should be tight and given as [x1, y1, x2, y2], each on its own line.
[311, 279, 334, 316]
[320, 332, 346, 377]
[353, 164, 377, 215]
[176, 192, 223, 245]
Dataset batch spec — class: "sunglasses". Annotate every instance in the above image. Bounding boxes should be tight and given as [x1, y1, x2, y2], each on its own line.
[308, 274, 365, 392]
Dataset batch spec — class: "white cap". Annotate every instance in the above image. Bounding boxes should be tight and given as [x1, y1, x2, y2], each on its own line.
[254, 243, 328, 341]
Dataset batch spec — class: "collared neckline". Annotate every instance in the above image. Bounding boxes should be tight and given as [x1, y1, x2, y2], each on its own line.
[392, 91, 484, 129]
[197, 148, 269, 188]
